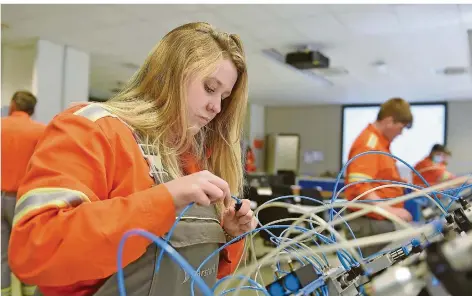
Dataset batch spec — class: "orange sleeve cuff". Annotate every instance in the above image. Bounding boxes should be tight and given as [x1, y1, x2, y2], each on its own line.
[138, 184, 176, 235]
[217, 239, 245, 278]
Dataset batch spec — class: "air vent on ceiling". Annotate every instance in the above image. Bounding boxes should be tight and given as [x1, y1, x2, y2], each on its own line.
[439, 67, 469, 75]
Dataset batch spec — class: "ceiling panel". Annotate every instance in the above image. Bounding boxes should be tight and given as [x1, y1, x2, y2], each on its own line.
[394, 4, 461, 31]
[2, 4, 472, 105]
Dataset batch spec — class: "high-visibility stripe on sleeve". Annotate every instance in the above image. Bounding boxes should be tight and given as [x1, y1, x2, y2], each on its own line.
[21, 285, 37, 296]
[13, 188, 91, 226]
[347, 173, 373, 183]
[1, 287, 11, 296]
[73, 103, 117, 122]
[440, 171, 454, 182]
[366, 134, 378, 149]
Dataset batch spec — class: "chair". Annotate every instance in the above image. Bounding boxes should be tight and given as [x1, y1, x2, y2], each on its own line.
[277, 170, 296, 186]
[299, 188, 323, 206]
[271, 184, 295, 204]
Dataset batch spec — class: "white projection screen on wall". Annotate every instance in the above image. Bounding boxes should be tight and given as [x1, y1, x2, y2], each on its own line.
[341, 103, 447, 180]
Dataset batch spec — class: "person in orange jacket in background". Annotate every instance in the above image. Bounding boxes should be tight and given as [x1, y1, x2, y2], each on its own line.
[1, 91, 45, 296]
[345, 98, 414, 257]
[8, 22, 257, 296]
[413, 144, 455, 187]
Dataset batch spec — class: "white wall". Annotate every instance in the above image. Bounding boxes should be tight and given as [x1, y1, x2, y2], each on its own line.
[265, 105, 341, 176]
[1, 42, 36, 107]
[265, 101, 472, 176]
[3, 39, 90, 123]
[249, 104, 266, 170]
[447, 101, 472, 175]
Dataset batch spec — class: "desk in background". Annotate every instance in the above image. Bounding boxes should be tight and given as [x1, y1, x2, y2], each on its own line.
[296, 176, 345, 199]
[296, 176, 423, 222]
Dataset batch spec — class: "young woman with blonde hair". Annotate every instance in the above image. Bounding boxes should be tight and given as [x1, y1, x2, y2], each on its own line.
[8, 22, 257, 296]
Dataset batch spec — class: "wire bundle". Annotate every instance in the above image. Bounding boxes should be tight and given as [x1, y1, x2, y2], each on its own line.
[115, 151, 472, 296]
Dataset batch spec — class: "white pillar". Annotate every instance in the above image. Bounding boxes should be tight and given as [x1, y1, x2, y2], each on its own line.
[32, 39, 90, 123]
[2, 39, 90, 122]
[63, 46, 90, 109]
[32, 39, 65, 123]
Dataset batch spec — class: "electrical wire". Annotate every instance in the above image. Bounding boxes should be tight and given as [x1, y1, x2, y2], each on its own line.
[332, 181, 448, 218]
[213, 275, 269, 296]
[329, 150, 443, 217]
[117, 229, 213, 296]
[229, 176, 468, 296]
[155, 203, 194, 273]
[221, 177, 469, 295]
[254, 200, 357, 272]
[116, 147, 470, 296]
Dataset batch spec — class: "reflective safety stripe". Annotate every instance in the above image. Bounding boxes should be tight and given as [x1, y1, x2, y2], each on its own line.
[366, 134, 378, 149]
[22, 285, 37, 296]
[347, 173, 373, 183]
[73, 103, 118, 122]
[73, 103, 169, 184]
[13, 188, 90, 226]
[1, 287, 11, 296]
[440, 171, 453, 182]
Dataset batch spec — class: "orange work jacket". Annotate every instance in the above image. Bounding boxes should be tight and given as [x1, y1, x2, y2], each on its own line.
[1, 111, 46, 192]
[345, 124, 405, 220]
[8, 104, 244, 296]
[413, 157, 455, 187]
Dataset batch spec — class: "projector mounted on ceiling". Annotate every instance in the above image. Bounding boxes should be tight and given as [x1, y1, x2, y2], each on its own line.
[262, 48, 334, 86]
[285, 50, 330, 70]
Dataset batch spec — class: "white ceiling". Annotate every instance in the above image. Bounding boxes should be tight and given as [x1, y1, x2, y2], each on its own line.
[3, 4, 472, 106]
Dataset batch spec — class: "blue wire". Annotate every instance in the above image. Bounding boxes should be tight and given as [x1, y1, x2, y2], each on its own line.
[256, 195, 364, 265]
[213, 275, 269, 296]
[334, 178, 462, 201]
[117, 229, 213, 296]
[303, 224, 357, 268]
[191, 224, 321, 296]
[271, 236, 325, 272]
[155, 203, 194, 273]
[278, 228, 329, 267]
[218, 286, 268, 295]
[330, 150, 443, 223]
[155, 195, 242, 274]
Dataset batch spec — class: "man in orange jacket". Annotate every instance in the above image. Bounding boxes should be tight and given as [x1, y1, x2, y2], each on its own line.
[1, 91, 45, 296]
[345, 98, 414, 257]
[413, 144, 455, 187]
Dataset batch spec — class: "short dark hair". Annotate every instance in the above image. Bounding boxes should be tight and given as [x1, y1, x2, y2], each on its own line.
[377, 97, 413, 128]
[11, 91, 37, 115]
[431, 144, 451, 156]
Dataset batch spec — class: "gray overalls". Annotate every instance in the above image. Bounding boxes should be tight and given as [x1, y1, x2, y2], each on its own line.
[2, 193, 37, 296]
[35, 104, 227, 296]
[2, 191, 16, 296]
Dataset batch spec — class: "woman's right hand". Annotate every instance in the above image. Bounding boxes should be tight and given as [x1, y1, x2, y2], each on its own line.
[164, 170, 231, 212]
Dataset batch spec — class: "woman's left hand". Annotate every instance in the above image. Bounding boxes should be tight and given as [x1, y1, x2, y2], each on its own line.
[222, 199, 257, 238]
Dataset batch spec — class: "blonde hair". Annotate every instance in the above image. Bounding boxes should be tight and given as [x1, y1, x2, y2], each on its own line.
[101, 22, 248, 205]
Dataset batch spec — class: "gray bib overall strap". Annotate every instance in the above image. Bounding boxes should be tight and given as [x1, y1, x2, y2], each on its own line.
[3, 192, 37, 296]
[71, 104, 226, 296]
[2, 191, 16, 296]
